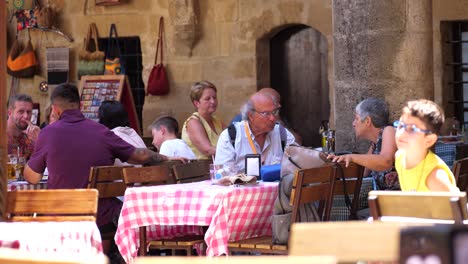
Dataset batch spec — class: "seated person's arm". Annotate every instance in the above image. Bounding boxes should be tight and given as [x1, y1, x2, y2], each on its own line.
[214, 130, 236, 165]
[127, 148, 187, 165]
[285, 128, 297, 146]
[24, 164, 42, 184]
[426, 167, 459, 192]
[329, 126, 396, 171]
[186, 119, 216, 156]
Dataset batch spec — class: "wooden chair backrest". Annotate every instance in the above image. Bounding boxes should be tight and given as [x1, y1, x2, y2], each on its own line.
[135, 256, 336, 264]
[123, 165, 174, 187]
[289, 221, 402, 263]
[0, 248, 108, 264]
[290, 164, 337, 222]
[333, 162, 365, 219]
[6, 189, 98, 222]
[173, 160, 211, 183]
[368, 190, 468, 224]
[157, 160, 183, 182]
[453, 157, 468, 192]
[88, 165, 131, 198]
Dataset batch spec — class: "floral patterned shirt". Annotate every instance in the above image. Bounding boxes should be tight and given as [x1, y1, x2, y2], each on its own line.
[370, 128, 400, 190]
[8, 132, 35, 160]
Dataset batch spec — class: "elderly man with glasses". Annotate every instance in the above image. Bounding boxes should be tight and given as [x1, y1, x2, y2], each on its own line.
[214, 90, 296, 173]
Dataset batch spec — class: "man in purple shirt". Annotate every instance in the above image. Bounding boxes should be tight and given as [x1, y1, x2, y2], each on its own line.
[24, 83, 184, 259]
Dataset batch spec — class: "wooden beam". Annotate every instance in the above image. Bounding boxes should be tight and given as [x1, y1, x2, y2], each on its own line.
[0, 0, 7, 220]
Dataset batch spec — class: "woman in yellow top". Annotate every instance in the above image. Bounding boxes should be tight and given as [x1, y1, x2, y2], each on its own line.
[182, 81, 226, 159]
[394, 99, 458, 192]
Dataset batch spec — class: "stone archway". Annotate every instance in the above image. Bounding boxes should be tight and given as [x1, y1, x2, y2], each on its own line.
[267, 25, 329, 147]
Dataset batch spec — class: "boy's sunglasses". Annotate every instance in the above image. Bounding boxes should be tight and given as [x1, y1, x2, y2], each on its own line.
[393, 120, 432, 135]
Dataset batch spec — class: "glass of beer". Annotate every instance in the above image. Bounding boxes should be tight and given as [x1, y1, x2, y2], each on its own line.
[7, 154, 18, 181]
[16, 156, 26, 181]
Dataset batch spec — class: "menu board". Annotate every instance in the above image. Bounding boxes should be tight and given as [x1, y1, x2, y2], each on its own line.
[79, 75, 140, 134]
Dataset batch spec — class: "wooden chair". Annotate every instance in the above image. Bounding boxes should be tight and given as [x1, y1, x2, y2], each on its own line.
[289, 221, 403, 263]
[332, 162, 365, 220]
[368, 190, 468, 224]
[87, 165, 130, 252]
[88, 165, 131, 199]
[0, 248, 108, 264]
[172, 160, 211, 183]
[122, 165, 204, 256]
[134, 256, 337, 264]
[227, 164, 337, 255]
[453, 157, 468, 192]
[6, 189, 98, 222]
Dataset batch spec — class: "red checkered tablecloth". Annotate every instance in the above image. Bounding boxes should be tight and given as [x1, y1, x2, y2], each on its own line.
[115, 181, 278, 263]
[7, 181, 47, 191]
[0, 221, 103, 255]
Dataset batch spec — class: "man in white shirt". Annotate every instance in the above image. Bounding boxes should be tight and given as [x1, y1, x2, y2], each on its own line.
[215, 91, 295, 173]
[150, 115, 196, 159]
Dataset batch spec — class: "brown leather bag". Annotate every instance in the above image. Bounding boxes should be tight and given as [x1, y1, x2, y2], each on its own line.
[36, 3, 56, 29]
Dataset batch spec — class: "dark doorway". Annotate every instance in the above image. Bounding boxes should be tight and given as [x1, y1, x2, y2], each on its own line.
[270, 25, 329, 147]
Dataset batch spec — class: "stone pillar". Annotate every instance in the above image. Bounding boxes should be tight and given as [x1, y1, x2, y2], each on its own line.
[168, 0, 198, 57]
[332, 0, 433, 151]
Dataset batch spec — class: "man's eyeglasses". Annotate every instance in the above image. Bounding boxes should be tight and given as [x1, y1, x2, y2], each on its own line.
[393, 120, 432, 135]
[253, 108, 281, 118]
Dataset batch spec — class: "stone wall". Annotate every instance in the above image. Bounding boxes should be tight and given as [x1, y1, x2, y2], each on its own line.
[6, 0, 332, 137]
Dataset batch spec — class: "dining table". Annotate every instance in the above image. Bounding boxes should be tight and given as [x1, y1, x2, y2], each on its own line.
[115, 180, 278, 263]
[7, 180, 48, 191]
[0, 221, 103, 255]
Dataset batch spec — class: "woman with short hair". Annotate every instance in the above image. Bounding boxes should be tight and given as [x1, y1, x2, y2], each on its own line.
[328, 98, 399, 190]
[181, 81, 226, 159]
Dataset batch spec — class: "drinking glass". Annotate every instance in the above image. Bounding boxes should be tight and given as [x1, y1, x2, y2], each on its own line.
[210, 164, 223, 184]
[7, 154, 18, 181]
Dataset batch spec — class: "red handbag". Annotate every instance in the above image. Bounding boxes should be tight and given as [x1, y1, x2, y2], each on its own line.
[147, 17, 169, 96]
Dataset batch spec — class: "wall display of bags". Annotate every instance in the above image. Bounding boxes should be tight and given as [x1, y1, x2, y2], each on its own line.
[10, 0, 55, 31]
[77, 23, 105, 79]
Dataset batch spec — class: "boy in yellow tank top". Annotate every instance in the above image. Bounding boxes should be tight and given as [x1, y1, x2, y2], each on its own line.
[394, 99, 458, 192]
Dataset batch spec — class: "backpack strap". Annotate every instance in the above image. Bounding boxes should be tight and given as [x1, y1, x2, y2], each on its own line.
[228, 123, 236, 148]
[279, 124, 287, 151]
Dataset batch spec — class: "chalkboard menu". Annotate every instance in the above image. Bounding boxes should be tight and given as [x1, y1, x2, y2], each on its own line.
[79, 75, 140, 134]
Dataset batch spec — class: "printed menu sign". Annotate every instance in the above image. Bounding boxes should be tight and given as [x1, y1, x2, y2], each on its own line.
[79, 75, 140, 134]
[80, 79, 121, 121]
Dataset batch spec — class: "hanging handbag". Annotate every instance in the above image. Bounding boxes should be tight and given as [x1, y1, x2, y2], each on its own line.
[78, 23, 105, 79]
[147, 17, 170, 96]
[36, 0, 56, 29]
[104, 24, 125, 75]
[12, 0, 40, 32]
[7, 36, 37, 78]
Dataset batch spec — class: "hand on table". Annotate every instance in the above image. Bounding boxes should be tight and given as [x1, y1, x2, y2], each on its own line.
[327, 154, 353, 167]
[168, 156, 188, 164]
[384, 171, 398, 186]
